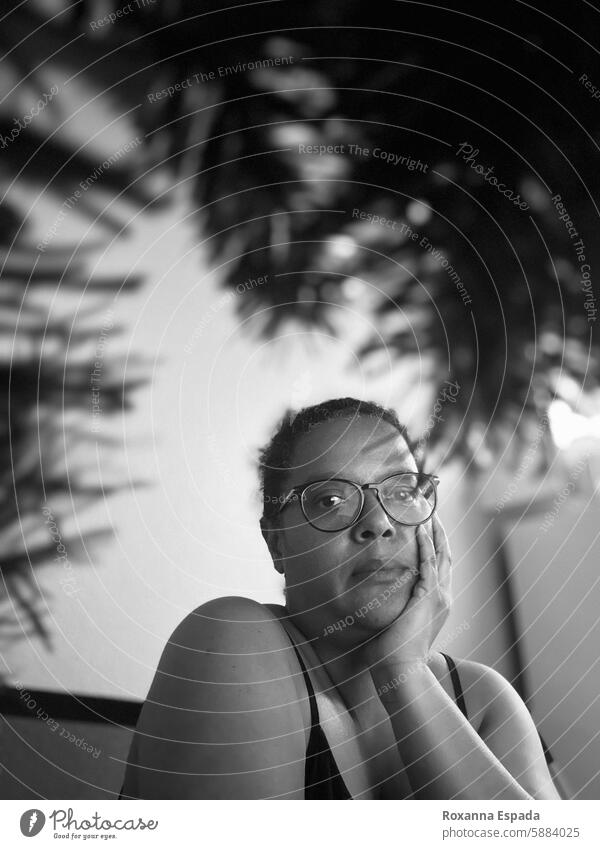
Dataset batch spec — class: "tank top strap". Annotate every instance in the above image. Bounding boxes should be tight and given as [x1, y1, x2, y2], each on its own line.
[441, 652, 468, 719]
[288, 638, 320, 730]
[285, 635, 352, 799]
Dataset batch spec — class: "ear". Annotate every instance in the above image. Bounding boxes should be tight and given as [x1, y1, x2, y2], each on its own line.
[260, 517, 285, 575]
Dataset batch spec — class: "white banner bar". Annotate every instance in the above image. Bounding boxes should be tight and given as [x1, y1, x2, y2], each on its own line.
[2, 800, 599, 848]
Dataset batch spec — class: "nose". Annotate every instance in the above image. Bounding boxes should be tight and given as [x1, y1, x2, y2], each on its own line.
[350, 487, 396, 541]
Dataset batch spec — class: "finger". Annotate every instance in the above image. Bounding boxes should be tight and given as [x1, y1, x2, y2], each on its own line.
[432, 513, 452, 589]
[416, 523, 437, 594]
[418, 521, 437, 570]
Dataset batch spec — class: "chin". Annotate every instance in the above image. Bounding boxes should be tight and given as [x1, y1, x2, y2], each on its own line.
[344, 592, 411, 634]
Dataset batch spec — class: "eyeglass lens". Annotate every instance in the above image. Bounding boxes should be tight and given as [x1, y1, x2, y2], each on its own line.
[301, 473, 435, 531]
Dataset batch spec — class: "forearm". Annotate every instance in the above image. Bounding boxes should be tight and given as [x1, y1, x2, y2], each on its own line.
[373, 662, 532, 800]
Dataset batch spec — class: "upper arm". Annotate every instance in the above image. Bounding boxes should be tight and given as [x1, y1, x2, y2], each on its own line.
[462, 661, 560, 800]
[125, 597, 307, 799]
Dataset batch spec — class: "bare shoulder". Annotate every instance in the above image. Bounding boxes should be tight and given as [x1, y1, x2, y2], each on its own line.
[451, 655, 510, 692]
[448, 657, 518, 729]
[451, 656, 522, 696]
[127, 597, 309, 798]
[168, 595, 292, 650]
[157, 595, 301, 686]
[445, 657, 559, 799]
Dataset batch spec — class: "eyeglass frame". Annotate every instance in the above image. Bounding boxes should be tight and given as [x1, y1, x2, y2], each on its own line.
[275, 470, 440, 533]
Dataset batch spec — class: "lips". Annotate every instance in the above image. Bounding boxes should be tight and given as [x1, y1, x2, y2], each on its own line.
[352, 558, 400, 576]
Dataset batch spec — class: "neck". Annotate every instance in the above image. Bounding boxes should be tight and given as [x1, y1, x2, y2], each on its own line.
[284, 606, 376, 706]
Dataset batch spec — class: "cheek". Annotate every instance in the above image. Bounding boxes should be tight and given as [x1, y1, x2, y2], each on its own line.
[283, 523, 344, 568]
[388, 569, 419, 608]
[396, 528, 420, 561]
[282, 529, 343, 593]
[284, 544, 363, 621]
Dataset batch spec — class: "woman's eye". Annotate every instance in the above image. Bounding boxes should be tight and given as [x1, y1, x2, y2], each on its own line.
[392, 489, 416, 502]
[318, 494, 343, 507]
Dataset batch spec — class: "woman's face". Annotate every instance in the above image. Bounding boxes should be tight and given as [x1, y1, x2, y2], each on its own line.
[268, 415, 424, 643]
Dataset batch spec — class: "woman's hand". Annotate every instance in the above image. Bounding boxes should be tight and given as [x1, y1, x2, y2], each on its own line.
[362, 513, 452, 674]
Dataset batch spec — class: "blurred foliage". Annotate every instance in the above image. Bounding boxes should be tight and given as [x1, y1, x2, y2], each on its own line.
[190, 0, 600, 464]
[0, 2, 155, 639]
[77, 0, 599, 461]
[2, 0, 600, 634]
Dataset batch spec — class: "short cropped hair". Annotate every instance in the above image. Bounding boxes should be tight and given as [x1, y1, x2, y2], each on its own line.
[257, 397, 419, 523]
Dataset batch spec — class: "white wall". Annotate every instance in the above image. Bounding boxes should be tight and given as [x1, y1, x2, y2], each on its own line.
[501, 488, 600, 799]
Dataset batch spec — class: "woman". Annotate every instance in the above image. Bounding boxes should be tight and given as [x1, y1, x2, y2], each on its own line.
[120, 397, 560, 799]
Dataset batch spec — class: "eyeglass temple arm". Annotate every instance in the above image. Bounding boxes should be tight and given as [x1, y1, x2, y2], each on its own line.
[277, 487, 299, 514]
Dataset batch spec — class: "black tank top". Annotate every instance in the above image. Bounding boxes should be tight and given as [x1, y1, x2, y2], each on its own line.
[289, 642, 468, 799]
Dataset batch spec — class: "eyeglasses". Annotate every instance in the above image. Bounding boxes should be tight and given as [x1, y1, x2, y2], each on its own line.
[276, 471, 440, 533]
